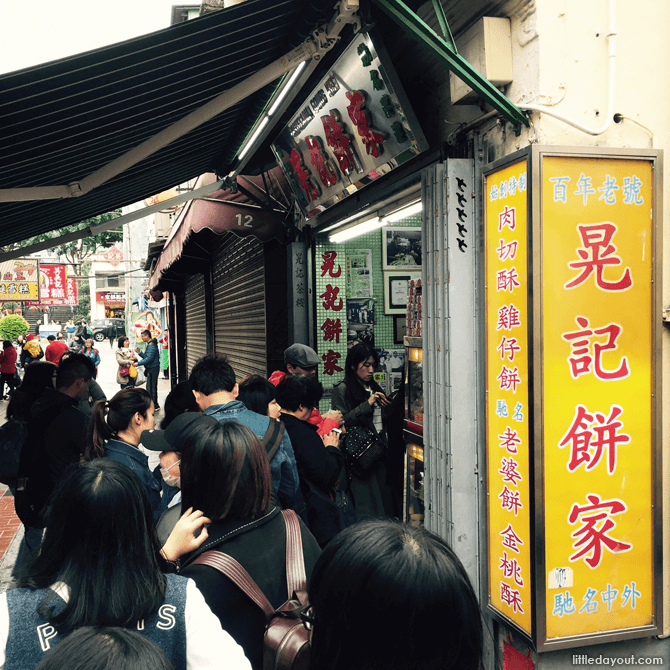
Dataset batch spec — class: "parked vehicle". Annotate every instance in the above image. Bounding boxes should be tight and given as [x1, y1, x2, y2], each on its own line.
[89, 318, 126, 342]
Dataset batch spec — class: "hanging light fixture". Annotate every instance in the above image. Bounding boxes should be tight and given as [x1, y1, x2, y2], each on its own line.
[329, 215, 384, 243]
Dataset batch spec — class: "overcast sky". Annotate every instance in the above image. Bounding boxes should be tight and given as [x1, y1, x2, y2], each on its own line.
[0, 0, 180, 75]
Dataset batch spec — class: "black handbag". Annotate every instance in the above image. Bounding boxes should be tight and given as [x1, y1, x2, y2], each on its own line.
[342, 424, 385, 479]
[0, 418, 26, 484]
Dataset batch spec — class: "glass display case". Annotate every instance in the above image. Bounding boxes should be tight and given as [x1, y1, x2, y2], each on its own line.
[403, 336, 424, 524]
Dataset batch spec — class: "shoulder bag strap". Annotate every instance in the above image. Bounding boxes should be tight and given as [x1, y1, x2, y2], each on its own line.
[261, 419, 284, 462]
[191, 550, 275, 620]
[281, 509, 307, 595]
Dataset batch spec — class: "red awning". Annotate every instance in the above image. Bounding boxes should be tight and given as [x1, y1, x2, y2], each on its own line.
[149, 168, 290, 289]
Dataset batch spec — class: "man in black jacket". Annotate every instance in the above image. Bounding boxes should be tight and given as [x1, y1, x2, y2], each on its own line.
[14, 355, 95, 579]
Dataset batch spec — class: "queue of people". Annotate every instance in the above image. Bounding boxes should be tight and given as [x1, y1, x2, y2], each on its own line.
[0, 342, 485, 670]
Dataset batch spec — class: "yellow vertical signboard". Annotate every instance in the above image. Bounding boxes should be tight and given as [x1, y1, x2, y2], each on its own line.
[542, 156, 655, 641]
[485, 159, 532, 635]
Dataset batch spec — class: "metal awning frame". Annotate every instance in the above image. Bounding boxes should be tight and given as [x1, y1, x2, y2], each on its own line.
[0, 0, 362, 205]
[0, 178, 225, 263]
[370, 0, 529, 133]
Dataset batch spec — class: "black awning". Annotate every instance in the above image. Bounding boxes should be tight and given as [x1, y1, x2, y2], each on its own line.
[0, 0, 335, 247]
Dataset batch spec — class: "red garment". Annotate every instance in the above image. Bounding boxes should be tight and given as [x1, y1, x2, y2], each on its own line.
[0, 346, 17, 374]
[268, 369, 325, 428]
[268, 369, 285, 386]
[45, 340, 70, 365]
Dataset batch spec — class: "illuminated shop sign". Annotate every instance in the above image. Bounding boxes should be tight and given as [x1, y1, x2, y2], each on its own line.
[272, 31, 427, 217]
[484, 147, 662, 650]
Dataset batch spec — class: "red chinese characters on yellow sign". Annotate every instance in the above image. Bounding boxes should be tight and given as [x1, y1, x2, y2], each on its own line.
[485, 160, 532, 634]
[542, 156, 654, 639]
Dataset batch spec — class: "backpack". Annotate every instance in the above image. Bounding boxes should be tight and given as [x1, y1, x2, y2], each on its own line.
[261, 418, 285, 462]
[191, 510, 311, 670]
[0, 418, 26, 484]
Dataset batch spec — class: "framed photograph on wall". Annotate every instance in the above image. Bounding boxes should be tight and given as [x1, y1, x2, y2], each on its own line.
[384, 271, 421, 314]
[382, 226, 422, 270]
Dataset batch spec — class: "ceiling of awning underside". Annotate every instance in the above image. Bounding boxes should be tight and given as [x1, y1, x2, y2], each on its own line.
[0, 0, 510, 248]
[0, 0, 335, 246]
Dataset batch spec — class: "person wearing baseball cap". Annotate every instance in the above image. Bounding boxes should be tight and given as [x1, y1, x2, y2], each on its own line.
[141, 412, 220, 543]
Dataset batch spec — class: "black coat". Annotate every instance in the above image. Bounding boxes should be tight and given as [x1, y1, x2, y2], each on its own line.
[17, 388, 88, 523]
[280, 413, 346, 546]
[180, 507, 321, 670]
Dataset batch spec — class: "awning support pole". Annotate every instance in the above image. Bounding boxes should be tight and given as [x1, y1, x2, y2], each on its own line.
[370, 0, 529, 132]
[0, 179, 224, 263]
[431, 0, 456, 51]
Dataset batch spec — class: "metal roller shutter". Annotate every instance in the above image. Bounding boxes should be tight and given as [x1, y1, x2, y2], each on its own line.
[184, 273, 207, 375]
[212, 233, 266, 380]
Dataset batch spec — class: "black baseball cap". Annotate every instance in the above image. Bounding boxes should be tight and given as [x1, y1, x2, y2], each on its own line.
[140, 412, 219, 452]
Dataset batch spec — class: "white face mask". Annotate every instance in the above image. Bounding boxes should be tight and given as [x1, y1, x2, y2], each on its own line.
[160, 460, 181, 488]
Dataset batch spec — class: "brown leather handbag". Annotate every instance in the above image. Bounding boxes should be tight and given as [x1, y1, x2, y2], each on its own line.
[191, 510, 311, 670]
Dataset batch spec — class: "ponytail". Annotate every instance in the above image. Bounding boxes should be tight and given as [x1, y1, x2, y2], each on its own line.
[85, 400, 113, 460]
[84, 388, 153, 461]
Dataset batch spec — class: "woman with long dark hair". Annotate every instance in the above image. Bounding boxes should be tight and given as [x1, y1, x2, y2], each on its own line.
[6, 361, 56, 423]
[331, 344, 394, 519]
[0, 460, 251, 669]
[86, 387, 161, 516]
[6, 362, 58, 577]
[171, 416, 321, 670]
[308, 520, 484, 670]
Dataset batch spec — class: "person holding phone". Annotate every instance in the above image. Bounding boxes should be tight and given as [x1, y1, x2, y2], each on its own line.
[331, 344, 394, 520]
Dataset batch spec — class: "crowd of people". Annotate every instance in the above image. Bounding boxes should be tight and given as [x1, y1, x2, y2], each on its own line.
[0, 338, 485, 669]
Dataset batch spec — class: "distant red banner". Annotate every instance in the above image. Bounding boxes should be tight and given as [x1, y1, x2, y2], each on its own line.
[65, 276, 78, 305]
[39, 265, 67, 304]
[26, 270, 78, 306]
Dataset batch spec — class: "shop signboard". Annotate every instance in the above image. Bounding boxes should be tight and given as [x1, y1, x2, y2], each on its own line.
[539, 151, 660, 648]
[65, 276, 78, 306]
[485, 158, 533, 637]
[0, 258, 39, 301]
[483, 146, 662, 650]
[271, 31, 427, 218]
[38, 265, 68, 305]
[96, 291, 126, 305]
[316, 246, 347, 389]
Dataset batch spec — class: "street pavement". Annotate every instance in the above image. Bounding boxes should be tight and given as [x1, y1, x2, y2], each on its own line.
[0, 340, 173, 592]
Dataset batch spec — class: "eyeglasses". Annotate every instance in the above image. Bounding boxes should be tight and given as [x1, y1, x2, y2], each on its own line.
[299, 607, 316, 631]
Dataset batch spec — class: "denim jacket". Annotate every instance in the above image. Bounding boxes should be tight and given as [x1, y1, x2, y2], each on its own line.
[204, 400, 306, 519]
[105, 438, 161, 516]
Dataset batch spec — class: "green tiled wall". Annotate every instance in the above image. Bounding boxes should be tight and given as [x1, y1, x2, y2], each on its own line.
[314, 213, 420, 411]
